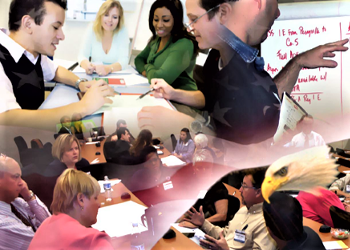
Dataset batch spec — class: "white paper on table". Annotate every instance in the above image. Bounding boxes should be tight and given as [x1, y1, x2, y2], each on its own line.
[190, 228, 207, 246]
[98, 179, 121, 193]
[92, 201, 148, 237]
[343, 170, 350, 173]
[161, 155, 186, 167]
[274, 92, 308, 143]
[170, 223, 196, 234]
[323, 241, 347, 249]
[90, 158, 100, 164]
[93, 94, 174, 115]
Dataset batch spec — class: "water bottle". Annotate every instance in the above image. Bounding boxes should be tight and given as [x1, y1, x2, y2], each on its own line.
[104, 176, 112, 202]
[103, 176, 111, 191]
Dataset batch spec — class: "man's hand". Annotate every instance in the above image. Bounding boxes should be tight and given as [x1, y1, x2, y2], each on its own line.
[183, 206, 205, 227]
[137, 106, 194, 140]
[200, 232, 229, 250]
[111, 135, 118, 141]
[150, 78, 175, 100]
[81, 80, 114, 114]
[296, 38, 349, 69]
[179, 221, 198, 229]
[95, 65, 111, 76]
[19, 180, 33, 201]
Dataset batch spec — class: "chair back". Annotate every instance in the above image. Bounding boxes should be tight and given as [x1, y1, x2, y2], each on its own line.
[330, 205, 350, 230]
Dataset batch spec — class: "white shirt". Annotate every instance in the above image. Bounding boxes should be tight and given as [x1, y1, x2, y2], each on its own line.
[0, 28, 58, 113]
[0, 197, 51, 250]
[289, 131, 326, 148]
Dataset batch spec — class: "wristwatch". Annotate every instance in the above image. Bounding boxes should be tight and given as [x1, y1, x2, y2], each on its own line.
[190, 111, 212, 134]
[74, 78, 88, 90]
[25, 190, 35, 202]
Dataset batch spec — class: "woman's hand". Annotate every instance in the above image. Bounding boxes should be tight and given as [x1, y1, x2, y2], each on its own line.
[95, 65, 111, 76]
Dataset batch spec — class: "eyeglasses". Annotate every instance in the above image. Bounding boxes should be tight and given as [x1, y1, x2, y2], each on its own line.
[184, 4, 221, 31]
[241, 183, 257, 189]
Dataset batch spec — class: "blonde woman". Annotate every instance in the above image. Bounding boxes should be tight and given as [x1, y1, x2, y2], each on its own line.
[79, 0, 129, 76]
[28, 169, 113, 249]
[46, 134, 89, 176]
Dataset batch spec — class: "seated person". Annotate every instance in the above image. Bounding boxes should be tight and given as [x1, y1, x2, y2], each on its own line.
[70, 113, 84, 140]
[28, 169, 113, 249]
[129, 129, 153, 158]
[79, 0, 129, 76]
[285, 116, 326, 148]
[296, 187, 345, 228]
[58, 115, 72, 134]
[46, 134, 89, 176]
[192, 133, 216, 166]
[0, 154, 51, 249]
[179, 181, 229, 228]
[329, 173, 350, 198]
[0, 0, 114, 129]
[134, 0, 199, 91]
[105, 119, 135, 143]
[173, 128, 195, 163]
[263, 192, 326, 250]
[103, 127, 133, 164]
[183, 167, 277, 250]
[128, 146, 175, 192]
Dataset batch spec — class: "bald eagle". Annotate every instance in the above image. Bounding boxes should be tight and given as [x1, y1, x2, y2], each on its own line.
[262, 146, 338, 203]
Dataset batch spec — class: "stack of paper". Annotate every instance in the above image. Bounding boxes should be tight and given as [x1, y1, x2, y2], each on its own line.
[161, 155, 186, 167]
[323, 240, 348, 249]
[92, 201, 148, 237]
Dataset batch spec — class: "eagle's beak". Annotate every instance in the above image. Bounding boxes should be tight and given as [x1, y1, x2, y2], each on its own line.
[262, 176, 287, 203]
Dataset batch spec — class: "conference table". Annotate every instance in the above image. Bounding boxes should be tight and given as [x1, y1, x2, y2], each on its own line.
[224, 183, 350, 249]
[98, 180, 202, 249]
[80, 139, 172, 165]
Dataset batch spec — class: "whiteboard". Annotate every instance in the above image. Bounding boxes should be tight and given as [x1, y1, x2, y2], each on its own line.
[262, 14, 350, 120]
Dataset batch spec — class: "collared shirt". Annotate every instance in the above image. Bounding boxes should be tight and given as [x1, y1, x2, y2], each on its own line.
[329, 174, 350, 192]
[0, 197, 51, 250]
[201, 203, 277, 250]
[0, 28, 58, 113]
[289, 131, 326, 148]
[218, 25, 265, 71]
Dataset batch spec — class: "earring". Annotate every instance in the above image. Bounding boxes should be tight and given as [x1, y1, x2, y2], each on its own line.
[80, 206, 84, 210]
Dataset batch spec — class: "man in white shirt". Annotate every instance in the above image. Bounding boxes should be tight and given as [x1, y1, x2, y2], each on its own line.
[0, 154, 51, 249]
[0, 0, 114, 129]
[288, 116, 326, 148]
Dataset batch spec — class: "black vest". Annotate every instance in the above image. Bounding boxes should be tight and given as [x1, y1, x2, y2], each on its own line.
[203, 49, 280, 145]
[0, 44, 44, 110]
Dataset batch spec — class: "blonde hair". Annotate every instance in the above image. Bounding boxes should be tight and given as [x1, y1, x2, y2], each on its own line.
[52, 134, 81, 162]
[51, 169, 100, 214]
[93, 0, 125, 41]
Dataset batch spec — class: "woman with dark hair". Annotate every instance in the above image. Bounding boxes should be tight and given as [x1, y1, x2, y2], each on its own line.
[134, 0, 199, 91]
[173, 128, 195, 163]
[129, 129, 153, 157]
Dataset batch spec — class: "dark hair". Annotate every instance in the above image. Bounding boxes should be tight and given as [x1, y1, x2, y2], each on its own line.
[117, 127, 128, 140]
[242, 167, 267, 189]
[263, 192, 304, 241]
[9, 0, 67, 31]
[180, 128, 192, 144]
[139, 146, 158, 163]
[148, 0, 199, 57]
[116, 119, 126, 129]
[129, 129, 153, 157]
[199, 0, 237, 20]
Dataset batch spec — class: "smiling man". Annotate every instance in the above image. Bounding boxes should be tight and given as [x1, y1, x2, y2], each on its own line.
[139, 0, 348, 144]
[0, 0, 114, 129]
[0, 154, 50, 249]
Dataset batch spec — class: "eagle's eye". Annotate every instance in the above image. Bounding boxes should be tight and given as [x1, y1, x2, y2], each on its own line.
[277, 166, 288, 176]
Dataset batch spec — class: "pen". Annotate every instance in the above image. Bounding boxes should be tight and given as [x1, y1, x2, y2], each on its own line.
[89, 56, 91, 62]
[242, 224, 248, 231]
[137, 88, 154, 100]
[67, 62, 78, 71]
